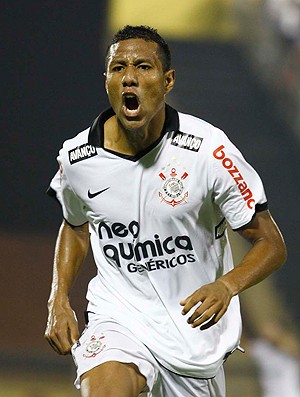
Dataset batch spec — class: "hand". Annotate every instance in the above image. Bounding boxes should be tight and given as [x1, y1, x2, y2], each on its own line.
[44, 298, 79, 355]
[180, 280, 233, 330]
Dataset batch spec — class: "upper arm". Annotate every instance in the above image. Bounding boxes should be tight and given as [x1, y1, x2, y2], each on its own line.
[238, 210, 287, 262]
[58, 220, 90, 260]
[219, 210, 287, 295]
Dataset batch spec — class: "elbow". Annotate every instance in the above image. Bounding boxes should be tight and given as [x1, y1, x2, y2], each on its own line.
[279, 239, 288, 268]
[273, 235, 288, 271]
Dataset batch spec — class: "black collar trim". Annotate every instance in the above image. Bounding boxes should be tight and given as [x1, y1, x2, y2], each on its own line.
[88, 104, 179, 158]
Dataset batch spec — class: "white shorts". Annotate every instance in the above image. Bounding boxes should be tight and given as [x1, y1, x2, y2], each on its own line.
[71, 314, 225, 397]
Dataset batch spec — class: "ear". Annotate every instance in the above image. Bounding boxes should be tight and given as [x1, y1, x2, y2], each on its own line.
[164, 69, 175, 94]
[104, 72, 108, 93]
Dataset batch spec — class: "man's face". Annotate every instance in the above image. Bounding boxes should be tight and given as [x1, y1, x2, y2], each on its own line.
[105, 38, 174, 132]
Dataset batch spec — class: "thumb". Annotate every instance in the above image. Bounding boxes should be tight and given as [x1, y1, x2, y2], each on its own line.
[69, 311, 80, 344]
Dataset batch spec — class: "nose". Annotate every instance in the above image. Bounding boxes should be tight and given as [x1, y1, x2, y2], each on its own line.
[122, 65, 137, 86]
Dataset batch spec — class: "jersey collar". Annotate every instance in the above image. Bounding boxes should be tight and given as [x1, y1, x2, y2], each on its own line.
[88, 104, 180, 148]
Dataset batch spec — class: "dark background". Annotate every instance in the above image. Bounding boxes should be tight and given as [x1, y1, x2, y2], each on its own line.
[1, 1, 109, 232]
[1, 0, 110, 364]
[1, 0, 299, 367]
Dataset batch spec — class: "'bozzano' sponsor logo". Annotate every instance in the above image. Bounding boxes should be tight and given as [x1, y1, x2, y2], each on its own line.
[213, 145, 255, 209]
[171, 131, 203, 152]
[97, 220, 195, 273]
[69, 144, 97, 164]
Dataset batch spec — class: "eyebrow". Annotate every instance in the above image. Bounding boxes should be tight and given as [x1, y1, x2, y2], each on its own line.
[109, 57, 155, 66]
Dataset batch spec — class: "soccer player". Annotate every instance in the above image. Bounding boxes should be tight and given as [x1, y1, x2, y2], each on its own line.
[45, 25, 287, 397]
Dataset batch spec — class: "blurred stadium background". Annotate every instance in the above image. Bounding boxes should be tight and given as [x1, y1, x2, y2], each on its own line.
[1, 1, 300, 396]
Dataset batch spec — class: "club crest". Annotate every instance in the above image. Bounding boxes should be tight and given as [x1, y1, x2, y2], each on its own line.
[158, 167, 189, 207]
[83, 334, 106, 358]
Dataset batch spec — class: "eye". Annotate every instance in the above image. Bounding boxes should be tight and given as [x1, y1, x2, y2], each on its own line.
[138, 64, 151, 70]
[111, 65, 124, 72]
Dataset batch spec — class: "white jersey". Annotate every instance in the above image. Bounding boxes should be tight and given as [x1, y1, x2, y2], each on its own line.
[49, 105, 268, 378]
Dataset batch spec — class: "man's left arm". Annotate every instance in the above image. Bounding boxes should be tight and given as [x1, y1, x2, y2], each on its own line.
[180, 210, 287, 330]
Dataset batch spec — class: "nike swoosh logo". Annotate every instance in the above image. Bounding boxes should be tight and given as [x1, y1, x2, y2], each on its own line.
[88, 187, 110, 199]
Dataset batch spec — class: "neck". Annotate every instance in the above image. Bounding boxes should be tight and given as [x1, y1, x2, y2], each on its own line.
[104, 108, 166, 156]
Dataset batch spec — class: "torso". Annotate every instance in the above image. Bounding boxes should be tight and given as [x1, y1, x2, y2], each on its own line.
[54, 106, 267, 377]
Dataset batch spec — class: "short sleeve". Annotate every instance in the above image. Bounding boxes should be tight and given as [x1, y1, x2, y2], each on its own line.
[48, 156, 87, 227]
[210, 130, 267, 230]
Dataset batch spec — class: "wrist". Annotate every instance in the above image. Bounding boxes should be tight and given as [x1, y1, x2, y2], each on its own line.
[217, 277, 236, 297]
[47, 289, 70, 307]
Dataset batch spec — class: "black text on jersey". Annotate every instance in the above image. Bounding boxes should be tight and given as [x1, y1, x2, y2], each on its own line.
[69, 144, 97, 164]
[171, 131, 203, 152]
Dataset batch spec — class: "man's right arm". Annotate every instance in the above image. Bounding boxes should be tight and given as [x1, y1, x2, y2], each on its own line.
[44, 220, 90, 355]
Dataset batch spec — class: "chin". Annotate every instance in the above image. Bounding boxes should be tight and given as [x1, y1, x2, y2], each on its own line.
[121, 117, 145, 132]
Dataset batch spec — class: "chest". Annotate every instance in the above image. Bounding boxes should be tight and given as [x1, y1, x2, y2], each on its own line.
[67, 142, 211, 228]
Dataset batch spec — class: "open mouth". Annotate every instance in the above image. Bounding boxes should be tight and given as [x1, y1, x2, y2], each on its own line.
[125, 95, 139, 110]
[123, 93, 140, 116]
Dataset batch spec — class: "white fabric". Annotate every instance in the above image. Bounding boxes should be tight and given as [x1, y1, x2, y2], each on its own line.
[158, 363, 225, 397]
[72, 315, 226, 397]
[71, 318, 158, 392]
[51, 109, 267, 379]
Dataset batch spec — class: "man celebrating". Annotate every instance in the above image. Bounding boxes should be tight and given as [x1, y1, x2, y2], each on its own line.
[45, 25, 287, 397]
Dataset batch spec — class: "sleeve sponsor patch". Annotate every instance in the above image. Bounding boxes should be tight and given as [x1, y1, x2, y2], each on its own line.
[171, 131, 203, 152]
[68, 144, 97, 164]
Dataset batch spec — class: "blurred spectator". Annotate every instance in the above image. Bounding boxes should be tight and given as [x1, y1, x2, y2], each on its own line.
[265, 0, 300, 132]
[236, 0, 300, 136]
[265, 0, 300, 45]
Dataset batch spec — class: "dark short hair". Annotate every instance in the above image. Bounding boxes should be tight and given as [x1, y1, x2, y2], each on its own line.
[105, 25, 171, 72]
